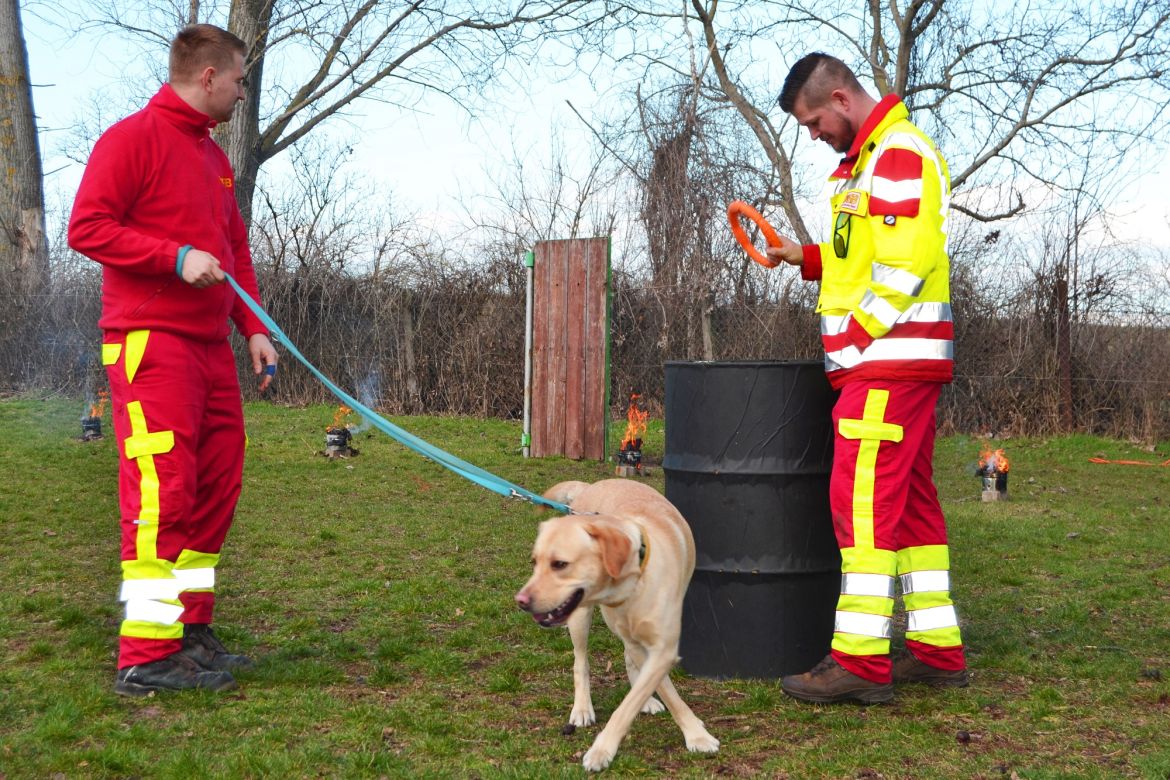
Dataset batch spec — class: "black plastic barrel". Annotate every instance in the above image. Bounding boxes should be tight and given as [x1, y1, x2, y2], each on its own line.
[664, 360, 840, 679]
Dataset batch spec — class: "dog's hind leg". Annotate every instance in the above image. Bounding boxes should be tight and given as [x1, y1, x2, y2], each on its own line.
[624, 644, 665, 714]
[567, 607, 596, 727]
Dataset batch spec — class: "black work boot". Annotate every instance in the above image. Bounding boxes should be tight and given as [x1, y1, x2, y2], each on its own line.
[892, 651, 969, 687]
[180, 623, 255, 672]
[781, 654, 894, 704]
[114, 652, 237, 696]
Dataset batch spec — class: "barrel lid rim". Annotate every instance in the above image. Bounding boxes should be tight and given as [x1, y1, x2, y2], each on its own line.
[664, 359, 824, 367]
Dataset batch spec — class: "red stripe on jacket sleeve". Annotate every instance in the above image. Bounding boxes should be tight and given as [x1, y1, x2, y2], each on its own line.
[871, 147, 923, 217]
[872, 147, 922, 181]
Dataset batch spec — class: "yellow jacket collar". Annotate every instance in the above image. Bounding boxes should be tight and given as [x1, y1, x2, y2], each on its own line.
[830, 94, 908, 180]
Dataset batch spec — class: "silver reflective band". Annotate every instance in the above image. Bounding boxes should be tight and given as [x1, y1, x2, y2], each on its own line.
[864, 338, 953, 361]
[822, 314, 851, 335]
[872, 176, 923, 203]
[903, 301, 952, 323]
[820, 302, 952, 336]
[120, 577, 183, 602]
[872, 263, 925, 297]
[907, 604, 958, 632]
[827, 338, 953, 371]
[842, 572, 895, 599]
[859, 290, 902, 329]
[825, 345, 864, 371]
[174, 567, 215, 590]
[900, 570, 950, 594]
[835, 610, 893, 639]
[124, 598, 185, 625]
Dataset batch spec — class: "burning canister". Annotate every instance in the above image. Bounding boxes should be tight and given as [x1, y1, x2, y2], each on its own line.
[324, 426, 354, 458]
[81, 391, 108, 441]
[81, 416, 103, 441]
[978, 446, 1010, 501]
[615, 392, 648, 477]
[616, 438, 644, 476]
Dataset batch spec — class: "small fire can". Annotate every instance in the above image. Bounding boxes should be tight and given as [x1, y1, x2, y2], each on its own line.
[981, 471, 1008, 501]
[81, 416, 103, 441]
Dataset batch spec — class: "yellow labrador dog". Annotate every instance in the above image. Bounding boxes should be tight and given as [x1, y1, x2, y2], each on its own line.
[514, 479, 719, 772]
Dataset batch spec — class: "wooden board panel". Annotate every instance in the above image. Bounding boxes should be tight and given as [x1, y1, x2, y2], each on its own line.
[531, 237, 609, 461]
[564, 240, 587, 459]
[582, 240, 609, 460]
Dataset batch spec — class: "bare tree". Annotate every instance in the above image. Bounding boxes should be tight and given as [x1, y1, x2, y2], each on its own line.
[0, 0, 48, 293]
[685, 0, 1170, 224]
[69, 0, 633, 224]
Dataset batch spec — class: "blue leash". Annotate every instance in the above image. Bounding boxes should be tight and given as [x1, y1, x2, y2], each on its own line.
[225, 273, 571, 514]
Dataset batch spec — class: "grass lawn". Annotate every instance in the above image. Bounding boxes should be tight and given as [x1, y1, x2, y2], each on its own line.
[1, 397, 1168, 778]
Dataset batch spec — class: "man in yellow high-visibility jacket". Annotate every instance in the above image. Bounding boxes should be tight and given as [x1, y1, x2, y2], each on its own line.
[766, 52, 968, 703]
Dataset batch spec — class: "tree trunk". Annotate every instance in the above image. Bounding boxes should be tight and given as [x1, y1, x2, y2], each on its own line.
[0, 0, 48, 293]
[217, 0, 274, 227]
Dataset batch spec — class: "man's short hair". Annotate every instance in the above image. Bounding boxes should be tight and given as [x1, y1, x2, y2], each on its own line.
[778, 53, 863, 114]
[169, 24, 246, 84]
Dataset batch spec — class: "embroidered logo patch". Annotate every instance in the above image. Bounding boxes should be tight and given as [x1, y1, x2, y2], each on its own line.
[838, 190, 868, 215]
[220, 177, 233, 189]
[884, 215, 896, 226]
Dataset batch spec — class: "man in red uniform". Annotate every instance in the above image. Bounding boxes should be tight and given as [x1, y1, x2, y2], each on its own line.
[766, 53, 968, 703]
[69, 24, 277, 696]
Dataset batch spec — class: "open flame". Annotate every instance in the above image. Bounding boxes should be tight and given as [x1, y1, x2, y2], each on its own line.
[86, 390, 109, 420]
[978, 444, 1010, 474]
[620, 393, 648, 450]
[328, 404, 353, 431]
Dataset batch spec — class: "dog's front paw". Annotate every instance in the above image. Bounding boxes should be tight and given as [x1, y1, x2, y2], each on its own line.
[685, 729, 720, 754]
[641, 695, 665, 715]
[569, 704, 596, 727]
[582, 741, 616, 772]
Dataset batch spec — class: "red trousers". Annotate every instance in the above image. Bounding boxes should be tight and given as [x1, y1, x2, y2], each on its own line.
[103, 329, 245, 668]
[827, 380, 965, 683]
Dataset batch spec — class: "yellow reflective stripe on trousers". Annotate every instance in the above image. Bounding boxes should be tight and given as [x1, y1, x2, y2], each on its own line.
[120, 617, 184, 640]
[834, 394, 903, 658]
[835, 548, 899, 656]
[120, 399, 184, 640]
[124, 329, 150, 384]
[838, 389, 903, 548]
[897, 544, 950, 573]
[836, 593, 895, 617]
[125, 401, 164, 559]
[898, 544, 962, 647]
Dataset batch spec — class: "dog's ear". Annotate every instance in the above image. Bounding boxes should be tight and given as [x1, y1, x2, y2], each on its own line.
[585, 522, 633, 579]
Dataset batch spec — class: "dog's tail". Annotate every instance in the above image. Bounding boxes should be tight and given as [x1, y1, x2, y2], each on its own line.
[542, 480, 590, 509]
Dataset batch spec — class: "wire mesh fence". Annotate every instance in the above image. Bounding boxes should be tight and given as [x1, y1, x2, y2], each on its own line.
[4, 258, 1168, 443]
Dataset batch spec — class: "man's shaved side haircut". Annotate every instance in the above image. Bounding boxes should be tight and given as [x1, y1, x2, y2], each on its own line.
[778, 52, 864, 114]
[169, 24, 247, 84]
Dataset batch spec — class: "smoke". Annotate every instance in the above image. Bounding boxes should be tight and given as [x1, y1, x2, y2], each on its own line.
[350, 368, 382, 434]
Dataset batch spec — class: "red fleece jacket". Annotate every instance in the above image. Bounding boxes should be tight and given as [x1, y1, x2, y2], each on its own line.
[68, 83, 267, 343]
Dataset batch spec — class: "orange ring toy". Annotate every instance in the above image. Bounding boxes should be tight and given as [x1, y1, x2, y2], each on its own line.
[727, 200, 781, 268]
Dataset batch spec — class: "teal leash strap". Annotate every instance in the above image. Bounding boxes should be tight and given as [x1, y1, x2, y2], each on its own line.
[225, 273, 570, 514]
